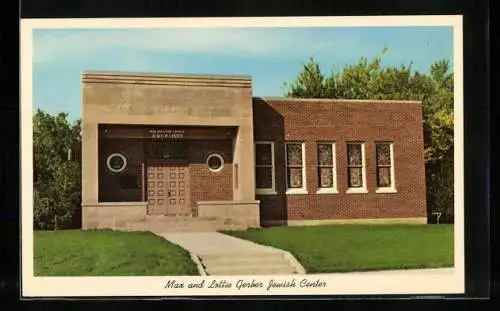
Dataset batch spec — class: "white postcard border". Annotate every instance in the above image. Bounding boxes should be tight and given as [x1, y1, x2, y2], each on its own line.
[20, 16, 464, 297]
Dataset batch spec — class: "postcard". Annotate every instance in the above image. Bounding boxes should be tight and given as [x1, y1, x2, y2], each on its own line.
[21, 16, 464, 297]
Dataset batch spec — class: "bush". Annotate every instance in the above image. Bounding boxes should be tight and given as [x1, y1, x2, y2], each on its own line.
[34, 161, 81, 230]
[426, 153, 454, 224]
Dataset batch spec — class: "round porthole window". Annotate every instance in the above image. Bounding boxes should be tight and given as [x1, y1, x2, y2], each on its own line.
[206, 153, 224, 172]
[106, 153, 127, 173]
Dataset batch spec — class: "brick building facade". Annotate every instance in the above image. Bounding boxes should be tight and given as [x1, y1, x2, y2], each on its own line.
[253, 98, 426, 226]
[81, 71, 427, 230]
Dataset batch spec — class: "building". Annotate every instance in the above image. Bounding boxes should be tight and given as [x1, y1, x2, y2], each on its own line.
[81, 71, 427, 230]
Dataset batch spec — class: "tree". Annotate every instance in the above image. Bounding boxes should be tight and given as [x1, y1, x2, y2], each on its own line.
[33, 109, 82, 229]
[282, 50, 454, 223]
[283, 56, 336, 98]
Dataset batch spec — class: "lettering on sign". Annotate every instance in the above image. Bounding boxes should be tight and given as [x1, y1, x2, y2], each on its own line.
[148, 129, 185, 139]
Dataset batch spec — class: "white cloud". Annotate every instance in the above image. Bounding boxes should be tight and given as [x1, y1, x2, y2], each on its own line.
[32, 28, 366, 63]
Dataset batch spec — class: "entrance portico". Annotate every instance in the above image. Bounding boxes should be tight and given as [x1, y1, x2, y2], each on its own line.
[81, 71, 260, 230]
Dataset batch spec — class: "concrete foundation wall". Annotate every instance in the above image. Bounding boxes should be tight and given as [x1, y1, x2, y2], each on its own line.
[82, 202, 148, 229]
[262, 217, 428, 227]
[197, 200, 261, 229]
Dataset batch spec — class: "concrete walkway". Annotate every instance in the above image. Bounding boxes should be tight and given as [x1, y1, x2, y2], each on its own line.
[158, 232, 280, 256]
[157, 232, 305, 276]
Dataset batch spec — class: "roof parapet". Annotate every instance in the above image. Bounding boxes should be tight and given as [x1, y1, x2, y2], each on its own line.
[82, 71, 252, 88]
[254, 96, 422, 104]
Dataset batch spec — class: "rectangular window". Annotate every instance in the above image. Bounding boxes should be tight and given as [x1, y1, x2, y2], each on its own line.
[316, 143, 338, 194]
[346, 142, 368, 193]
[286, 143, 307, 194]
[375, 142, 397, 193]
[255, 142, 276, 194]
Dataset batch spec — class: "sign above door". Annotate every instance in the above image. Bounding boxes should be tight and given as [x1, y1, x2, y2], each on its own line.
[99, 125, 237, 140]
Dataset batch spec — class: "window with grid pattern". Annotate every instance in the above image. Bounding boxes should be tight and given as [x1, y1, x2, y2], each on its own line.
[255, 142, 275, 194]
[347, 142, 365, 188]
[376, 142, 394, 188]
[286, 143, 306, 190]
[317, 143, 337, 191]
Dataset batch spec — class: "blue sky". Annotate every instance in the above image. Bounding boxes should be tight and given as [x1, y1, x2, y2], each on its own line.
[32, 26, 454, 121]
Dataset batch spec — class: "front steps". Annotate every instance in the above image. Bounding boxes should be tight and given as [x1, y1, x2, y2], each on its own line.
[198, 252, 299, 276]
[120, 215, 246, 233]
[156, 232, 307, 276]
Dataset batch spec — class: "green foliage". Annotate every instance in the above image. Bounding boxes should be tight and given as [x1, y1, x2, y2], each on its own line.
[283, 49, 454, 223]
[426, 155, 454, 223]
[283, 57, 336, 98]
[33, 109, 82, 229]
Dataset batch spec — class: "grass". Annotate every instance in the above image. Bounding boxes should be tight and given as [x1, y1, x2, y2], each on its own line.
[223, 224, 454, 273]
[34, 229, 199, 276]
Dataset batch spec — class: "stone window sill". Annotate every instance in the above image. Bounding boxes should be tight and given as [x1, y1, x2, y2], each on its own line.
[316, 188, 339, 195]
[286, 189, 308, 195]
[346, 188, 369, 194]
[376, 188, 398, 194]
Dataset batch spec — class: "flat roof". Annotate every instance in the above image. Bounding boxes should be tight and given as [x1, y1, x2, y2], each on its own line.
[254, 96, 422, 104]
[82, 71, 253, 88]
[82, 70, 252, 80]
[81, 71, 421, 103]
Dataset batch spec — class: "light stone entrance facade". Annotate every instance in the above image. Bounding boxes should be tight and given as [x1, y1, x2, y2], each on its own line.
[81, 71, 260, 230]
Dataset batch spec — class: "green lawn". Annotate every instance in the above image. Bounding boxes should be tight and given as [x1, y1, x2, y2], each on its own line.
[223, 224, 454, 273]
[34, 229, 199, 276]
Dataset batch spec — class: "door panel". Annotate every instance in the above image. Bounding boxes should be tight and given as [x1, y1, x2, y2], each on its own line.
[166, 165, 190, 215]
[147, 165, 168, 215]
[147, 163, 190, 215]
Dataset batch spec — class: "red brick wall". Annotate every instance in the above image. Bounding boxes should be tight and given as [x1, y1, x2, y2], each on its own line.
[252, 98, 427, 223]
[188, 139, 233, 209]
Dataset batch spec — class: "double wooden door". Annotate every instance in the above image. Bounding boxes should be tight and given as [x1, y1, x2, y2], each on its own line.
[147, 163, 190, 216]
